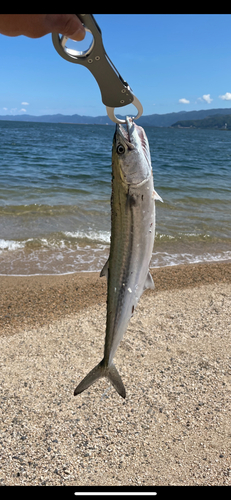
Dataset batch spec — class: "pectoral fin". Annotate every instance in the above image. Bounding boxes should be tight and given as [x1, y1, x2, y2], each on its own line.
[153, 190, 163, 202]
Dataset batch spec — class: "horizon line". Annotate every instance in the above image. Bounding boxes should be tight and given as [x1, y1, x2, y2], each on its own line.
[1, 105, 231, 119]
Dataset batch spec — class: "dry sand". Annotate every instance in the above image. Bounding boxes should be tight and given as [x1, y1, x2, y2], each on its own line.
[0, 262, 230, 486]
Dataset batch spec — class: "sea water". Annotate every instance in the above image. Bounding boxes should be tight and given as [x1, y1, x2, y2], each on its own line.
[0, 120, 230, 275]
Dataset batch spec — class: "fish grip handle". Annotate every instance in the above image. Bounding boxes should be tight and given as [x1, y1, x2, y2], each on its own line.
[52, 14, 134, 109]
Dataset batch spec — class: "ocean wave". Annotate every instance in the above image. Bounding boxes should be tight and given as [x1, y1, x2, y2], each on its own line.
[0, 230, 111, 254]
[155, 231, 213, 243]
[0, 239, 27, 252]
[0, 234, 231, 276]
[64, 230, 110, 244]
[0, 246, 231, 276]
[0, 229, 230, 254]
[151, 250, 231, 269]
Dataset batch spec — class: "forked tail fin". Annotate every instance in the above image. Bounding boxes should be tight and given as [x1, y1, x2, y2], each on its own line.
[74, 359, 126, 399]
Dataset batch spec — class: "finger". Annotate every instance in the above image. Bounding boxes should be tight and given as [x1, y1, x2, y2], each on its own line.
[48, 14, 85, 41]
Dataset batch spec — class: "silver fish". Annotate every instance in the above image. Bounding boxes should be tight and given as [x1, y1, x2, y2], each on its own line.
[74, 117, 162, 399]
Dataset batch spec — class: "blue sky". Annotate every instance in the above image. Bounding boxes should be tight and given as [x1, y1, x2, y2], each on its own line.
[1, 14, 231, 117]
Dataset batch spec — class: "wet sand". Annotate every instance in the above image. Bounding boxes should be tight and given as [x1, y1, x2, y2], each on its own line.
[0, 261, 230, 485]
[1, 261, 231, 336]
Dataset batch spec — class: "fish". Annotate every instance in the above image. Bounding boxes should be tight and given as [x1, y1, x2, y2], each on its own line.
[74, 116, 162, 399]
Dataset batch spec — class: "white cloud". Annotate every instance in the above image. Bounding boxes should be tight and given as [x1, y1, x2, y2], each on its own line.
[20, 108, 27, 112]
[202, 94, 213, 104]
[3, 107, 8, 111]
[179, 98, 190, 104]
[21, 101, 29, 105]
[219, 92, 231, 101]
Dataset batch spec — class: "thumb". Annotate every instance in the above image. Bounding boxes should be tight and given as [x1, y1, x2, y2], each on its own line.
[50, 14, 85, 41]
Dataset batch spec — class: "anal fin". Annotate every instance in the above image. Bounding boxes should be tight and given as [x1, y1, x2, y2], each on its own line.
[143, 271, 155, 290]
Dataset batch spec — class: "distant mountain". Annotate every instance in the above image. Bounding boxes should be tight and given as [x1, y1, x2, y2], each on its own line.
[171, 113, 231, 130]
[1, 108, 231, 127]
[0, 113, 111, 125]
[137, 108, 231, 127]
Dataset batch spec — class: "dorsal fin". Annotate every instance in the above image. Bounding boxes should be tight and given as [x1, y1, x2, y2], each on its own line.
[100, 259, 109, 279]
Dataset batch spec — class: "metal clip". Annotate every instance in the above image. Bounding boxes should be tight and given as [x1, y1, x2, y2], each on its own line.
[52, 14, 143, 124]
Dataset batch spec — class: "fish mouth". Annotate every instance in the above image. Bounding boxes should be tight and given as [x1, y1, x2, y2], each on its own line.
[117, 116, 147, 153]
[117, 116, 151, 169]
[116, 116, 151, 183]
[116, 116, 134, 148]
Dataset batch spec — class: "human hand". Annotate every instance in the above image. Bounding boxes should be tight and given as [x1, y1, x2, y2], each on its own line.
[0, 14, 85, 41]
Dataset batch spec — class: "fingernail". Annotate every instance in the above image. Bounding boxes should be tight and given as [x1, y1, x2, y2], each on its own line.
[71, 26, 85, 42]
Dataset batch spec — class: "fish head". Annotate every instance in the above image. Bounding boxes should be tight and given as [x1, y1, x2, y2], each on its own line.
[113, 116, 152, 185]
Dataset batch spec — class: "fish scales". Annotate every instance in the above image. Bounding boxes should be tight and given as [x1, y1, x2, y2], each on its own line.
[106, 178, 155, 365]
[74, 116, 162, 399]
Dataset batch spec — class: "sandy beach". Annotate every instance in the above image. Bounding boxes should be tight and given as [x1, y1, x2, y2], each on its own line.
[0, 261, 230, 486]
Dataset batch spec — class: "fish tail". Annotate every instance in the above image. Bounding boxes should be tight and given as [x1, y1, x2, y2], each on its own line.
[74, 360, 126, 399]
[106, 363, 126, 399]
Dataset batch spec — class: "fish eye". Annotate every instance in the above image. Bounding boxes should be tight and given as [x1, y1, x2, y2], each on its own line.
[117, 144, 125, 154]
